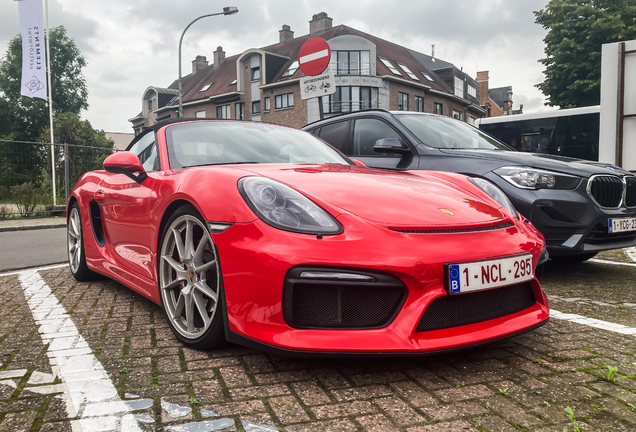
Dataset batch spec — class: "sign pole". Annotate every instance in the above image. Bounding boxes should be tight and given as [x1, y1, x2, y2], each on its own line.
[44, 0, 56, 206]
[318, 96, 324, 120]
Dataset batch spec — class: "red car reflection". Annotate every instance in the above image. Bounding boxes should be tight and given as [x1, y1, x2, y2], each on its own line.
[67, 119, 549, 355]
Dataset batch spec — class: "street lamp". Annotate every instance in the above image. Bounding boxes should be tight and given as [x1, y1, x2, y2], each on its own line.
[178, 6, 238, 118]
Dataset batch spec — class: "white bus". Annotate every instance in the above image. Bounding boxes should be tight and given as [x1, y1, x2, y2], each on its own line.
[475, 106, 600, 161]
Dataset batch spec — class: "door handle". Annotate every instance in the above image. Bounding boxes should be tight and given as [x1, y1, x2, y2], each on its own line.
[95, 190, 105, 202]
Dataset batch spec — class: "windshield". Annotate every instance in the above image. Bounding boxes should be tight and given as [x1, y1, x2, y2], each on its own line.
[396, 114, 512, 151]
[165, 121, 351, 169]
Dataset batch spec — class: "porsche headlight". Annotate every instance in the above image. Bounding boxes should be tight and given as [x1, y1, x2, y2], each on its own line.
[239, 177, 342, 235]
[494, 166, 580, 190]
[468, 177, 519, 219]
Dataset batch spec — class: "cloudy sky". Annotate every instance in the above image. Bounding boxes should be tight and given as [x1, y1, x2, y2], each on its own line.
[0, 0, 556, 133]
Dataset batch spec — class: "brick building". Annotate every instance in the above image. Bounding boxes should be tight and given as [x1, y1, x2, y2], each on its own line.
[476, 71, 523, 117]
[129, 12, 499, 134]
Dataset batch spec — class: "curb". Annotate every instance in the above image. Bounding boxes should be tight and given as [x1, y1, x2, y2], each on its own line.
[0, 224, 66, 233]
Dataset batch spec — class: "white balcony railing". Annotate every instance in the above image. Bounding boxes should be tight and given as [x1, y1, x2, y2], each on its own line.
[327, 62, 376, 76]
[323, 100, 379, 114]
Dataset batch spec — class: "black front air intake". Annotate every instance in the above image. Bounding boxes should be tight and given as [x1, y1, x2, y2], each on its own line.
[283, 268, 407, 329]
[415, 282, 536, 332]
[588, 175, 624, 208]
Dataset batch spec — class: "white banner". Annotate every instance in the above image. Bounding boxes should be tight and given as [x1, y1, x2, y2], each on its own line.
[18, 0, 47, 100]
[300, 71, 336, 100]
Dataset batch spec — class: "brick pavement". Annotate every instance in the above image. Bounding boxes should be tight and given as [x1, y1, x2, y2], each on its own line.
[0, 266, 634, 431]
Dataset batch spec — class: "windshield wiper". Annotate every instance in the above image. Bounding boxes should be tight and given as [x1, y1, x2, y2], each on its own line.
[183, 161, 260, 168]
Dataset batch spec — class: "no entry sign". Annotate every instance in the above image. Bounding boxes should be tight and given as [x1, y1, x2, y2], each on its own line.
[298, 38, 331, 76]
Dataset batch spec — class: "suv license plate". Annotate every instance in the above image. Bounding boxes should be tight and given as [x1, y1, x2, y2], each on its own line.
[608, 217, 636, 233]
[448, 254, 533, 294]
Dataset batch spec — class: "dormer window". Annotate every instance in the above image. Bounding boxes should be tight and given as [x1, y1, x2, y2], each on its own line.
[281, 60, 299, 77]
[454, 77, 464, 98]
[379, 57, 402, 76]
[397, 63, 419, 81]
[200, 83, 213, 92]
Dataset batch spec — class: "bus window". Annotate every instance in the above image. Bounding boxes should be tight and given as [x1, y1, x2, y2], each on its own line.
[479, 109, 600, 161]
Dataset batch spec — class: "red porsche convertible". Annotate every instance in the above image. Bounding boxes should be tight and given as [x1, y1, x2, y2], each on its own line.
[67, 119, 549, 355]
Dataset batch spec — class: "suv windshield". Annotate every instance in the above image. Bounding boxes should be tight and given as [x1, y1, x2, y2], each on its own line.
[395, 114, 512, 151]
[166, 121, 352, 169]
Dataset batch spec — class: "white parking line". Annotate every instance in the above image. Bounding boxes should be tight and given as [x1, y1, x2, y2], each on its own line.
[551, 310, 636, 335]
[589, 258, 636, 267]
[18, 270, 142, 432]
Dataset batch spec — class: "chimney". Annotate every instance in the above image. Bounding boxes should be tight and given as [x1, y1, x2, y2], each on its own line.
[309, 12, 332, 34]
[431, 44, 435, 62]
[519, 104, 523, 114]
[476, 71, 489, 106]
[279, 24, 294, 43]
[192, 55, 208, 73]
[213, 46, 225, 69]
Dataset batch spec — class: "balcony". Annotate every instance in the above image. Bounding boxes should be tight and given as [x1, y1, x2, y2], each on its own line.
[323, 100, 379, 114]
[328, 62, 376, 76]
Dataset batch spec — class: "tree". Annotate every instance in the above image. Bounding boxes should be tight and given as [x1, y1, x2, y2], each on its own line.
[535, 0, 636, 108]
[0, 25, 88, 141]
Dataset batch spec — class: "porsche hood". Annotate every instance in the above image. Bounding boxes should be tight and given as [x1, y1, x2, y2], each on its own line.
[237, 164, 506, 229]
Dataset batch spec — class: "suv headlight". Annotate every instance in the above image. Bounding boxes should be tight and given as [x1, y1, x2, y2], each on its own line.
[469, 177, 519, 219]
[494, 166, 581, 190]
[239, 177, 342, 235]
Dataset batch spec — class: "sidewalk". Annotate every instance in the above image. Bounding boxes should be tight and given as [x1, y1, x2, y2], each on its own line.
[0, 216, 66, 232]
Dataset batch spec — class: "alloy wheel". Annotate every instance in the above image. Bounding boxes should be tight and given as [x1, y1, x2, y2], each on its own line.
[67, 207, 82, 273]
[159, 215, 219, 340]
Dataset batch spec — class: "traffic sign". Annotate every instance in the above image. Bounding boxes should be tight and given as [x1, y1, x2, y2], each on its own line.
[298, 38, 331, 76]
[300, 71, 336, 100]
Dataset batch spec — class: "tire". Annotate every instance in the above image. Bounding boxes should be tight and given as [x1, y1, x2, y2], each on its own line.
[551, 252, 598, 264]
[158, 205, 225, 350]
[67, 202, 97, 281]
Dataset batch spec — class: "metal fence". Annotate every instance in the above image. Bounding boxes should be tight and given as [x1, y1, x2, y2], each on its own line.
[0, 139, 114, 218]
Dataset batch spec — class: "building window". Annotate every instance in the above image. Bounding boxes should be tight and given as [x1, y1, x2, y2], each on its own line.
[252, 101, 261, 114]
[251, 67, 260, 81]
[454, 77, 464, 98]
[264, 97, 270, 111]
[452, 109, 463, 120]
[281, 60, 299, 77]
[434, 102, 443, 115]
[216, 105, 230, 119]
[195, 110, 206, 118]
[235, 103, 244, 120]
[134, 128, 141, 136]
[330, 51, 371, 75]
[422, 72, 435, 82]
[397, 62, 419, 81]
[468, 115, 476, 126]
[199, 83, 213, 92]
[325, 86, 379, 113]
[467, 85, 477, 98]
[398, 92, 409, 111]
[414, 96, 424, 112]
[275, 93, 294, 109]
[378, 57, 402, 76]
[147, 99, 153, 113]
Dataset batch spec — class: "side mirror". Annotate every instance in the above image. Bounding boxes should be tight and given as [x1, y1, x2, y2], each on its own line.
[374, 138, 411, 155]
[103, 152, 147, 183]
[350, 159, 367, 167]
